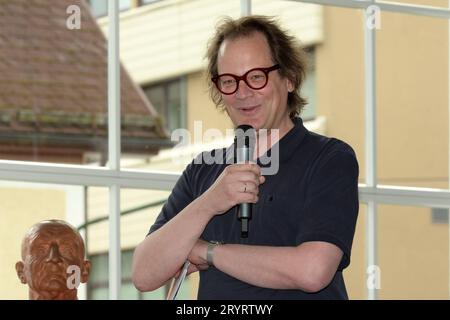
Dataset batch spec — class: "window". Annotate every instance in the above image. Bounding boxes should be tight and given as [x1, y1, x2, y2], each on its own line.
[143, 78, 187, 133]
[301, 47, 316, 121]
[2, 0, 450, 301]
[88, 250, 165, 299]
[88, 249, 193, 299]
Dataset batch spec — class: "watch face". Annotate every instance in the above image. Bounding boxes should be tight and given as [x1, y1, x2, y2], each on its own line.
[207, 241, 222, 266]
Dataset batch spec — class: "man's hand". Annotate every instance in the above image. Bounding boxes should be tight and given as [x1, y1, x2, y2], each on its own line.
[199, 163, 265, 216]
[187, 239, 209, 272]
[172, 239, 210, 278]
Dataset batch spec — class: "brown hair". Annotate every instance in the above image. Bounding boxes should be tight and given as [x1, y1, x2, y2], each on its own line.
[205, 15, 308, 119]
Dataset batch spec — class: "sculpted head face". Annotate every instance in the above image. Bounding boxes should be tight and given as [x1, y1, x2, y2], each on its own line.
[15, 220, 91, 300]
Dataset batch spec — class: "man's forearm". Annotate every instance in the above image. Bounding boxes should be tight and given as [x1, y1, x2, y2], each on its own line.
[211, 242, 342, 292]
[132, 196, 214, 291]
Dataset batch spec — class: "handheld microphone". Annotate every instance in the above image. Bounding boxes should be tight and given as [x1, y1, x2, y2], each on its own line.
[234, 124, 256, 238]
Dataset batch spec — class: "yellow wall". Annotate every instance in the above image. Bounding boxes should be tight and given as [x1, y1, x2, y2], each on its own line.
[187, 71, 232, 135]
[0, 187, 66, 299]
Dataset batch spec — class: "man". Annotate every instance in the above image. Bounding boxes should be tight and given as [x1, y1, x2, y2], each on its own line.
[16, 220, 91, 300]
[132, 15, 359, 299]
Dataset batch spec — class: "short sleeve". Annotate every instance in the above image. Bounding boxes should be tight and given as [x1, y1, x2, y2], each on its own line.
[147, 161, 196, 236]
[296, 148, 359, 270]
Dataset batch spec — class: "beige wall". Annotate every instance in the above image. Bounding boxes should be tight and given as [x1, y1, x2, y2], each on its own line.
[187, 71, 232, 134]
[317, 3, 449, 299]
[0, 187, 66, 299]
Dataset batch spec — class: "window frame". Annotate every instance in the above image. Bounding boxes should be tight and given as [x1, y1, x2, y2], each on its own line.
[1, 0, 450, 300]
[143, 77, 187, 132]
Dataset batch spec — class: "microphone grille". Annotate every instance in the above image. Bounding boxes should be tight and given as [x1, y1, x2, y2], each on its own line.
[234, 124, 255, 148]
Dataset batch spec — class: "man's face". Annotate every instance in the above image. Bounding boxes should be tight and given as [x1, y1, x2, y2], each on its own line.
[217, 32, 294, 133]
[19, 223, 86, 294]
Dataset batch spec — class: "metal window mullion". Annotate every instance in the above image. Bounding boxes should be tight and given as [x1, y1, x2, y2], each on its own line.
[364, 4, 378, 300]
[108, 0, 121, 300]
[0, 160, 180, 189]
[241, 0, 252, 16]
[108, 184, 121, 300]
[359, 185, 450, 208]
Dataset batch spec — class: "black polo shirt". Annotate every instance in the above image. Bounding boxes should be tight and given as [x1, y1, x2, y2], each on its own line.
[149, 117, 359, 300]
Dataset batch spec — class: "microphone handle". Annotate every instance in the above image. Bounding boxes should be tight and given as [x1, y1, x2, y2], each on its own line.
[237, 145, 251, 238]
[238, 204, 250, 238]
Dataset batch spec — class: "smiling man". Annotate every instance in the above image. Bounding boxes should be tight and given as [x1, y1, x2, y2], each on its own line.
[133, 15, 359, 299]
[16, 220, 90, 300]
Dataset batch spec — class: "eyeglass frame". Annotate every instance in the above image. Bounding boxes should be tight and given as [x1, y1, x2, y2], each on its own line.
[211, 64, 281, 95]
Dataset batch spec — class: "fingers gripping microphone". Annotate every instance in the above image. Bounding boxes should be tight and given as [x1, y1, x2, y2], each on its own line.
[234, 124, 256, 238]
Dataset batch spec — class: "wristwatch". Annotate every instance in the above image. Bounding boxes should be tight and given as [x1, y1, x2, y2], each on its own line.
[206, 241, 223, 267]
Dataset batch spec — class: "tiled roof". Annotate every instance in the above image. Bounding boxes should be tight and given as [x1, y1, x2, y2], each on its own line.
[0, 0, 170, 159]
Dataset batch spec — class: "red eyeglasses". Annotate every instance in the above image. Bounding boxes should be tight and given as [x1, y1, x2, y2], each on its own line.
[212, 65, 280, 95]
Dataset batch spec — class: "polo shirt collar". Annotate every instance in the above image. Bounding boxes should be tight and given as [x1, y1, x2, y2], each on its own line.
[275, 117, 307, 163]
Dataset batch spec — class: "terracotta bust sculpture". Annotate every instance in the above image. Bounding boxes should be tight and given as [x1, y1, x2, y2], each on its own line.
[15, 220, 91, 300]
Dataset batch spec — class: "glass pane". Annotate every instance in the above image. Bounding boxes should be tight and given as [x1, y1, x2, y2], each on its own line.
[117, 0, 189, 173]
[88, 0, 108, 17]
[168, 80, 182, 132]
[377, 204, 448, 299]
[145, 86, 165, 111]
[303, 5, 365, 179]
[0, 1, 108, 165]
[0, 181, 89, 299]
[121, 282, 139, 300]
[121, 250, 134, 279]
[176, 274, 197, 300]
[114, 1, 363, 172]
[89, 254, 109, 284]
[88, 0, 131, 17]
[377, 11, 448, 189]
[120, 187, 170, 300]
[120, 188, 198, 300]
[346, 203, 450, 299]
[141, 288, 165, 300]
[344, 203, 367, 299]
[119, 0, 132, 11]
[117, 0, 236, 173]
[301, 48, 316, 121]
[90, 287, 108, 300]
